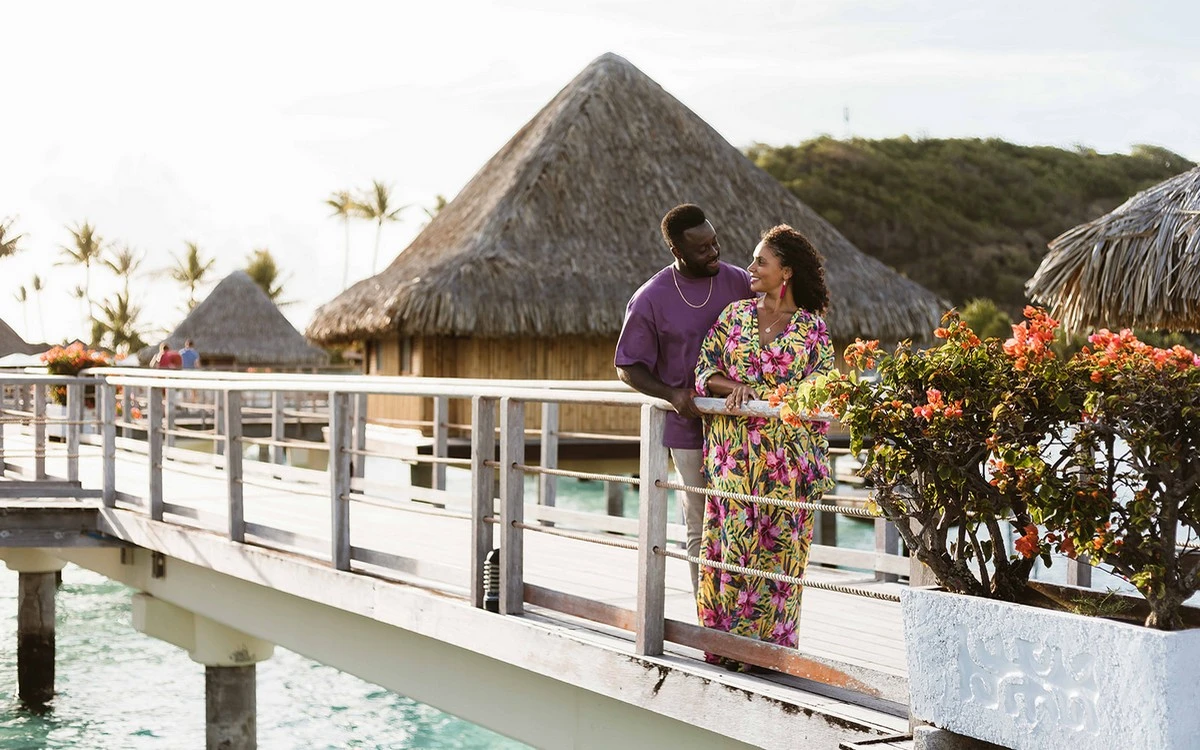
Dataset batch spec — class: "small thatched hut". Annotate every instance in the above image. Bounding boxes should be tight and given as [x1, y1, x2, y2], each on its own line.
[1028, 165, 1200, 333]
[307, 53, 942, 435]
[0, 318, 40, 357]
[141, 271, 328, 370]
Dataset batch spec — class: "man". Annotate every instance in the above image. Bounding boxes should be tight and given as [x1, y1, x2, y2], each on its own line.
[179, 339, 201, 369]
[152, 342, 183, 370]
[615, 204, 754, 592]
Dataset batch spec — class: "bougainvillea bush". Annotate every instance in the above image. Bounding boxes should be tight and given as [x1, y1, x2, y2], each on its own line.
[787, 307, 1200, 630]
[40, 343, 109, 405]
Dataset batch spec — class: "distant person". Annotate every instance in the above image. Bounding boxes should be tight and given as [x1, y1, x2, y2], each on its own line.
[179, 339, 201, 369]
[614, 204, 754, 594]
[693, 224, 835, 670]
[152, 342, 182, 370]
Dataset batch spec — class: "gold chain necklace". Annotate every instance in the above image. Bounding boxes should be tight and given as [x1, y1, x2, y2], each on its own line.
[671, 267, 714, 309]
[760, 304, 793, 334]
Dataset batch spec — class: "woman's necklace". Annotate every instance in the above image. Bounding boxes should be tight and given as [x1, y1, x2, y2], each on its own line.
[671, 267, 714, 309]
[760, 304, 793, 334]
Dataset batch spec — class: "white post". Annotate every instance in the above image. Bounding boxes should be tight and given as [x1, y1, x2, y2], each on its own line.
[101, 383, 117, 507]
[539, 402, 558, 511]
[432, 395, 449, 491]
[225, 390, 244, 542]
[352, 392, 368, 480]
[635, 405, 668, 656]
[213, 390, 225, 457]
[329, 391, 352, 571]
[164, 388, 176, 451]
[120, 386, 132, 440]
[270, 391, 285, 466]
[499, 397, 524, 615]
[0, 383, 7, 474]
[33, 385, 46, 479]
[66, 382, 81, 483]
[470, 397, 497, 609]
[874, 518, 900, 583]
[148, 386, 164, 521]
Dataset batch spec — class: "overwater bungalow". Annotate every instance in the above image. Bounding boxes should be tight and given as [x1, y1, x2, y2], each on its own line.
[306, 53, 943, 437]
[140, 271, 328, 371]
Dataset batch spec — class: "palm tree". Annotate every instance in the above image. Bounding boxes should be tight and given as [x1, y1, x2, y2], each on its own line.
[353, 180, 407, 275]
[58, 221, 106, 320]
[30, 275, 45, 341]
[104, 244, 145, 297]
[326, 189, 355, 290]
[168, 241, 217, 310]
[94, 291, 146, 355]
[13, 285, 27, 337]
[0, 216, 26, 259]
[244, 247, 287, 302]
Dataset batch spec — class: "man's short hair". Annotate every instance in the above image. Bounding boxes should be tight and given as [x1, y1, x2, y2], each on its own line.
[184, 339, 194, 347]
[660, 204, 707, 248]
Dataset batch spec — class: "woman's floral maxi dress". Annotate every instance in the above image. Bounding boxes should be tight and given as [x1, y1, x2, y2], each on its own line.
[694, 299, 835, 653]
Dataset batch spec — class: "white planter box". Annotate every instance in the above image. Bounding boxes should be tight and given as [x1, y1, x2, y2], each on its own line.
[903, 586, 1200, 749]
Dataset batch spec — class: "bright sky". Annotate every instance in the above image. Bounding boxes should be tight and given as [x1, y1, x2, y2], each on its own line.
[2, 0, 1196, 347]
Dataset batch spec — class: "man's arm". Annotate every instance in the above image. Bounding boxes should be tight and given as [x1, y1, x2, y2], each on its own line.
[616, 362, 701, 419]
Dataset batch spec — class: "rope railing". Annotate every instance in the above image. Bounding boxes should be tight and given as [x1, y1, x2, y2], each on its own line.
[655, 479, 882, 519]
[657, 547, 901, 603]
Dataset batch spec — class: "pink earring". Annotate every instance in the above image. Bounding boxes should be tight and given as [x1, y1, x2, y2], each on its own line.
[780, 281, 787, 301]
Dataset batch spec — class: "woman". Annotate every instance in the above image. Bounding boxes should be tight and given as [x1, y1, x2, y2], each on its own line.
[693, 224, 835, 665]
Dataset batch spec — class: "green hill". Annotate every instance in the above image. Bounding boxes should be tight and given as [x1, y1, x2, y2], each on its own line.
[747, 137, 1195, 315]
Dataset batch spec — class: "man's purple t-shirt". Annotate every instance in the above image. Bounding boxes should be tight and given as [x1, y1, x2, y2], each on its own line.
[615, 262, 754, 449]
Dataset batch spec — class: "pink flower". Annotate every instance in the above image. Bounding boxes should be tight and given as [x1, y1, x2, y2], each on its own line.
[771, 620, 798, 647]
[736, 589, 760, 618]
[768, 580, 793, 610]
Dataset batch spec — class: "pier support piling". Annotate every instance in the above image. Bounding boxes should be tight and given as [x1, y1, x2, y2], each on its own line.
[207, 665, 256, 750]
[2, 549, 67, 707]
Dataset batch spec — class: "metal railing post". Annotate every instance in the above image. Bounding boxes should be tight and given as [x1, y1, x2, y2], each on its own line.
[271, 391, 285, 465]
[635, 404, 668, 655]
[164, 388, 176, 451]
[225, 390, 244, 542]
[329, 391, 352, 570]
[66, 382, 81, 484]
[101, 383, 117, 507]
[148, 386, 164, 521]
[499, 397, 525, 615]
[432, 395, 449, 491]
[538, 402, 558, 512]
[352, 392, 368, 479]
[470, 396, 497, 609]
[32, 385, 47, 480]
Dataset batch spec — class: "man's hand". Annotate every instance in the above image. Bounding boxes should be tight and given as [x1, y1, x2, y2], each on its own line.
[668, 387, 702, 419]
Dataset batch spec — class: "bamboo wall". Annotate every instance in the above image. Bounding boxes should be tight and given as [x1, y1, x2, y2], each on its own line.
[365, 335, 635, 438]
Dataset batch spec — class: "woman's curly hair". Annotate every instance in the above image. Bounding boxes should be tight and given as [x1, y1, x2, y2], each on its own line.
[762, 224, 829, 313]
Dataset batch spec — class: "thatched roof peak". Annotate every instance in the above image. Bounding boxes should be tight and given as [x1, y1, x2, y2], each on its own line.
[0, 317, 40, 357]
[307, 53, 943, 345]
[140, 271, 328, 367]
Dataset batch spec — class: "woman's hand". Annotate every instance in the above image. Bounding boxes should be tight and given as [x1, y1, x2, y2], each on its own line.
[724, 383, 755, 410]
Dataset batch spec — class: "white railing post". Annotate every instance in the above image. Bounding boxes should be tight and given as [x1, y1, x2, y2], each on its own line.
[499, 397, 525, 615]
[225, 390, 244, 542]
[164, 388, 176, 451]
[539, 402, 558, 511]
[148, 386, 164, 521]
[874, 518, 899, 582]
[120, 386, 132, 440]
[101, 383, 117, 507]
[270, 391, 285, 465]
[432, 395, 449, 491]
[470, 396, 497, 609]
[329, 391, 352, 571]
[0, 384, 7, 474]
[66, 381, 81, 484]
[352, 392, 368, 480]
[33, 385, 46, 479]
[635, 404, 668, 656]
[213, 390, 225, 457]
[1067, 555, 1092, 589]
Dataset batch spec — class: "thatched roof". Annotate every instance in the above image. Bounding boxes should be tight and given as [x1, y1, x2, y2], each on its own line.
[0, 318, 40, 356]
[139, 271, 328, 367]
[1027, 165, 1200, 333]
[307, 53, 943, 345]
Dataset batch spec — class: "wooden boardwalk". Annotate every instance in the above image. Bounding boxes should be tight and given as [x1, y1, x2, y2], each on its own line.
[4, 432, 909, 678]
